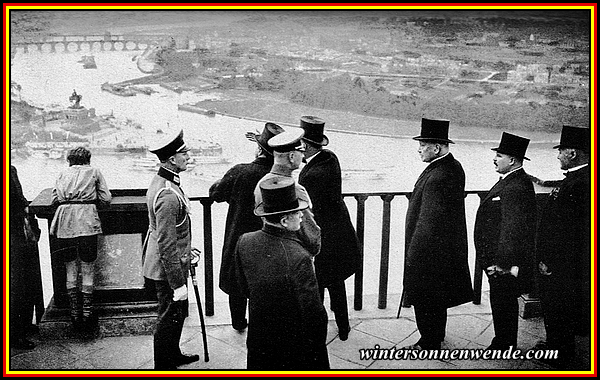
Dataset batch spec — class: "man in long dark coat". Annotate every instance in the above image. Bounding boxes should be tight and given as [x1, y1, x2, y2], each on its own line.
[233, 177, 329, 370]
[10, 165, 42, 350]
[474, 132, 537, 351]
[403, 118, 473, 350]
[535, 125, 590, 369]
[298, 116, 360, 341]
[209, 122, 285, 331]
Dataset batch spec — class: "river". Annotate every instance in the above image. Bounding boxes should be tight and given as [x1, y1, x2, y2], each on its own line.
[10, 48, 566, 311]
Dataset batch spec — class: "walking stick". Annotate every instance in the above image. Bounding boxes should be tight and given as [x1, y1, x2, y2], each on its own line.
[190, 248, 209, 362]
[396, 289, 405, 319]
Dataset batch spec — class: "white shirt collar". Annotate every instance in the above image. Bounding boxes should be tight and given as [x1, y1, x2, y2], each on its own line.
[305, 150, 321, 164]
[429, 152, 449, 164]
[566, 163, 588, 173]
[500, 166, 523, 179]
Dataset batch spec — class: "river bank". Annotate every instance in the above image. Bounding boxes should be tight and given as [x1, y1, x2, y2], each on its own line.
[190, 88, 562, 144]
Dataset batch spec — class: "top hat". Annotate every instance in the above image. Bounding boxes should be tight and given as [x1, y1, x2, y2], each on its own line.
[268, 128, 306, 152]
[252, 122, 286, 155]
[149, 128, 190, 161]
[491, 132, 530, 161]
[300, 116, 329, 146]
[412, 118, 454, 144]
[553, 125, 590, 152]
[254, 177, 309, 217]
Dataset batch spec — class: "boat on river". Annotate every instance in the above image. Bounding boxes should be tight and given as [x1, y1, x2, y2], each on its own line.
[129, 86, 156, 96]
[101, 82, 136, 97]
[177, 102, 216, 117]
[78, 55, 97, 69]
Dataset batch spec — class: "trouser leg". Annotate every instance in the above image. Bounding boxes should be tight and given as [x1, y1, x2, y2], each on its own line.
[153, 280, 188, 369]
[228, 293, 248, 330]
[489, 274, 519, 348]
[413, 304, 447, 349]
[540, 276, 576, 357]
[328, 281, 350, 332]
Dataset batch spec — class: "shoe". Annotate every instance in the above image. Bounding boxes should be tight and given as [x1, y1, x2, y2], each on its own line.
[154, 363, 177, 370]
[486, 342, 514, 351]
[11, 338, 35, 350]
[339, 326, 351, 341]
[232, 318, 248, 332]
[173, 353, 200, 366]
[401, 343, 424, 350]
[403, 341, 441, 350]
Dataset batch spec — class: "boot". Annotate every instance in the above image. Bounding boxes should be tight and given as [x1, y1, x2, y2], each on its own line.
[82, 291, 96, 329]
[67, 288, 82, 330]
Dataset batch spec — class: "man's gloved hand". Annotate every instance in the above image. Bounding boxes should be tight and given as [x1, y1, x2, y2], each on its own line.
[173, 285, 188, 301]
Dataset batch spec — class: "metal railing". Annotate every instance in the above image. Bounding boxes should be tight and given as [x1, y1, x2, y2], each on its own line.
[188, 190, 547, 316]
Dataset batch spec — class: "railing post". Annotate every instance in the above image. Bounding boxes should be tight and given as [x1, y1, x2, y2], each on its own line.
[378, 194, 395, 309]
[472, 192, 485, 305]
[353, 194, 369, 311]
[200, 199, 215, 316]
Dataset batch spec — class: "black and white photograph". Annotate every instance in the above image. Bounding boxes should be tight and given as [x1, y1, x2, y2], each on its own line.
[6, 5, 594, 374]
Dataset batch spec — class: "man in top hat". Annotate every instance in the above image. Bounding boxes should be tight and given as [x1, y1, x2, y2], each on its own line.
[297, 116, 360, 342]
[402, 118, 473, 350]
[209, 122, 285, 332]
[254, 128, 321, 256]
[534, 125, 590, 369]
[233, 177, 329, 370]
[143, 128, 199, 370]
[474, 132, 537, 351]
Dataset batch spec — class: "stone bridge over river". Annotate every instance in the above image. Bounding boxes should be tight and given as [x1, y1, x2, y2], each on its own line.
[11, 33, 176, 55]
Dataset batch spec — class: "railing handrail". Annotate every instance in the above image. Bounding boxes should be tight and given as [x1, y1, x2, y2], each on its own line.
[185, 189, 549, 316]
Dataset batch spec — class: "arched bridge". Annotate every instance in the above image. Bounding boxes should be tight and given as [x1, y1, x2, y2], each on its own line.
[11, 33, 175, 54]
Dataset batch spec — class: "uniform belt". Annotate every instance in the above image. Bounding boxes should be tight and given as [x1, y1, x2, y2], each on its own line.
[58, 200, 98, 205]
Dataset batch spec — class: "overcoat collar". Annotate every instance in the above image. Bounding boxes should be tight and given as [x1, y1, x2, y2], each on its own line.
[415, 152, 454, 185]
[262, 223, 302, 243]
[301, 149, 330, 174]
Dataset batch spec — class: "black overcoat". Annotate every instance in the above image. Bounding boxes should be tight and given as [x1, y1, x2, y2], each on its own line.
[298, 149, 360, 286]
[209, 155, 273, 295]
[536, 165, 591, 330]
[403, 153, 473, 308]
[233, 224, 330, 370]
[474, 168, 537, 293]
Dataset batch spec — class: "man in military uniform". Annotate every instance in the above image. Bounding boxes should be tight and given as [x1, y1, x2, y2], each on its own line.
[143, 129, 199, 370]
[254, 128, 321, 257]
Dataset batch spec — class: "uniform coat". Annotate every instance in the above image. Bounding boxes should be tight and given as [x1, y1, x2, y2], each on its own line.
[474, 168, 537, 293]
[298, 149, 360, 286]
[233, 224, 330, 370]
[143, 170, 192, 287]
[143, 168, 192, 368]
[209, 155, 273, 295]
[474, 167, 537, 348]
[537, 165, 591, 347]
[403, 153, 473, 308]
